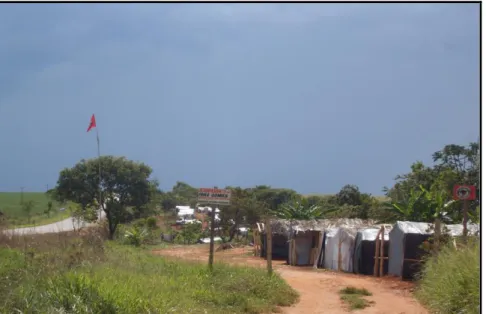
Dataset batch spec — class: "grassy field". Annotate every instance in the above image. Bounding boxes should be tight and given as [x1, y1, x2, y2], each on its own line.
[0, 192, 71, 227]
[0, 230, 298, 314]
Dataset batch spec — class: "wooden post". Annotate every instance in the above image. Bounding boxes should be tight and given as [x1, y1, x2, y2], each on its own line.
[462, 199, 469, 243]
[208, 206, 216, 271]
[265, 216, 273, 275]
[313, 231, 323, 269]
[338, 239, 342, 272]
[379, 226, 385, 277]
[373, 230, 380, 277]
[292, 239, 297, 266]
[433, 218, 441, 255]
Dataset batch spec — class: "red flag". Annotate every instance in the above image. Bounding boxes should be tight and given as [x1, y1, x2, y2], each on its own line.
[87, 114, 96, 132]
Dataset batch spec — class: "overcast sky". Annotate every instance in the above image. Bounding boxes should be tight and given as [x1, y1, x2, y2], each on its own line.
[0, 3, 480, 195]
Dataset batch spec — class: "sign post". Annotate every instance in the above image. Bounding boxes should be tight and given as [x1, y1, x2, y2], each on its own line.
[197, 188, 231, 270]
[453, 185, 476, 243]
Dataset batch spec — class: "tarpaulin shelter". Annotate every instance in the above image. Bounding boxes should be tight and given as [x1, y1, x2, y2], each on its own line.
[388, 221, 480, 280]
[353, 226, 392, 275]
[257, 218, 376, 267]
[320, 221, 378, 272]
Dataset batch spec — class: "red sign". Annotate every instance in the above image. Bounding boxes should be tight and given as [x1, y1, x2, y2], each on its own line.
[197, 188, 231, 205]
[453, 185, 476, 200]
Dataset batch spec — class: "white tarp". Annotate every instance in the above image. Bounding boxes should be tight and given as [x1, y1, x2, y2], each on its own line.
[176, 206, 195, 217]
[324, 227, 359, 273]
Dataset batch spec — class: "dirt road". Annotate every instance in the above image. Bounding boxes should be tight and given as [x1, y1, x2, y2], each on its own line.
[153, 245, 428, 314]
[3, 211, 106, 236]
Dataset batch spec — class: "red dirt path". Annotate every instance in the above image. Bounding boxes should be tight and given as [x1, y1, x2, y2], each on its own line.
[152, 245, 428, 314]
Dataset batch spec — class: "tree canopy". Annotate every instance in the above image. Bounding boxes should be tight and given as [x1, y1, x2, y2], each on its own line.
[54, 156, 158, 238]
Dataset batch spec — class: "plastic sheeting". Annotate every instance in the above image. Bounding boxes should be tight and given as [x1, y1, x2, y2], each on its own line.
[389, 221, 481, 279]
[353, 228, 390, 275]
[324, 228, 358, 273]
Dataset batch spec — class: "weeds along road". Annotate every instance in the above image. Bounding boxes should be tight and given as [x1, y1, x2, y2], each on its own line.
[3, 210, 106, 236]
[154, 246, 429, 314]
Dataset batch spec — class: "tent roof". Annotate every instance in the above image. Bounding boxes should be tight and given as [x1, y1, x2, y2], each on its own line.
[260, 218, 377, 234]
[393, 221, 480, 236]
[358, 227, 392, 241]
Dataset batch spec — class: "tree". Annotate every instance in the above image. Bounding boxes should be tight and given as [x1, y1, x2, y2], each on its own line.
[171, 181, 198, 205]
[274, 197, 325, 220]
[336, 185, 362, 206]
[44, 201, 53, 218]
[54, 156, 156, 239]
[384, 142, 479, 224]
[22, 200, 35, 224]
[160, 192, 178, 211]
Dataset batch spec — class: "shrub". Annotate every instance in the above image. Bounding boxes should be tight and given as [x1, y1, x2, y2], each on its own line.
[146, 217, 157, 229]
[124, 226, 149, 247]
[415, 239, 480, 314]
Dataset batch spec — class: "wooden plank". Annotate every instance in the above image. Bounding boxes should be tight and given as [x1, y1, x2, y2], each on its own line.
[265, 217, 273, 275]
[373, 230, 380, 276]
[292, 239, 297, 266]
[338, 239, 342, 272]
[313, 231, 324, 269]
[379, 226, 385, 277]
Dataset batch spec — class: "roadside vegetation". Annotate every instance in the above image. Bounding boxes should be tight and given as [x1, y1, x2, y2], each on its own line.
[339, 286, 373, 311]
[0, 229, 298, 314]
[416, 239, 480, 314]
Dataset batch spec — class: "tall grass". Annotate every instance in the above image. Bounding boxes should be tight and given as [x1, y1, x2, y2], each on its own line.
[0, 229, 298, 313]
[415, 240, 480, 314]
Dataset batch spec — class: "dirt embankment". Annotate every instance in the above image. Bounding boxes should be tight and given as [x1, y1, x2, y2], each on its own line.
[153, 245, 428, 314]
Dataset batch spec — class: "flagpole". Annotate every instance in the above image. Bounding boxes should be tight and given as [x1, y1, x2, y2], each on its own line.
[96, 124, 102, 220]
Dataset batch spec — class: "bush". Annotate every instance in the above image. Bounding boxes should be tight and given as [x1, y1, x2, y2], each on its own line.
[146, 217, 157, 229]
[415, 239, 480, 314]
[124, 226, 149, 247]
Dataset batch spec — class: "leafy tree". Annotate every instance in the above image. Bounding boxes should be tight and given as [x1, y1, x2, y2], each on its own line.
[54, 156, 156, 239]
[175, 222, 203, 244]
[253, 187, 298, 212]
[160, 192, 178, 211]
[384, 142, 479, 223]
[274, 197, 325, 220]
[336, 184, 362, 206]
[22, 200, 35, 224]
[124, 226, 149, 247]
[171, 181, 198, 205]
[44, 201, 54, 218]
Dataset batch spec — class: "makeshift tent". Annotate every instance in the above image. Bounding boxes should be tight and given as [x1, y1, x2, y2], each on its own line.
[388, 221, 480, 280]
[353, 227, 390, 275]
[260, 233, 289, 260]
[175, 206, 195, 218]
[257, 218, 377, 267]
[323, 227, 361, 272]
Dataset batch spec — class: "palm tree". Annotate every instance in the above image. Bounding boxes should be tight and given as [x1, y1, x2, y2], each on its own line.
[273, 198, 326, 220]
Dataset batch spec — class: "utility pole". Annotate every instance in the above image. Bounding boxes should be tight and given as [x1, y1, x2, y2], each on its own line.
[208, 206, 216, 271]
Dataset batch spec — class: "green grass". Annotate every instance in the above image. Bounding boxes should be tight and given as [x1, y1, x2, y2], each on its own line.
[415, 240, 480, 314]
[339, 286, 374, 311]
[0, 192, 71, 227]
[0, 231, 298, 313]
